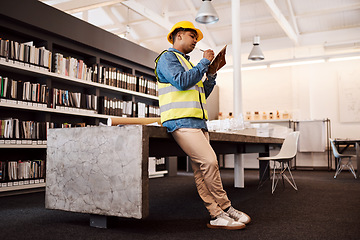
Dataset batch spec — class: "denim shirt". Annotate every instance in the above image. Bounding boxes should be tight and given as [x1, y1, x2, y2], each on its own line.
[156, 48, 217, 132]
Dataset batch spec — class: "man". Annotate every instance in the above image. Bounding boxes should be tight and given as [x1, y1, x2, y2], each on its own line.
[154, 21, 251, 230]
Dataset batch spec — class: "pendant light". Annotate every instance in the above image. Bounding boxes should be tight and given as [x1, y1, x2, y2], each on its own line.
[195, 0, 219, 24]
[248, 36, 265, 61]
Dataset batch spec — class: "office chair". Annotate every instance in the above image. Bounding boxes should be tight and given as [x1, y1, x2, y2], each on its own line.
[329, 139, 357, 179]
[258, 131, 300, 194]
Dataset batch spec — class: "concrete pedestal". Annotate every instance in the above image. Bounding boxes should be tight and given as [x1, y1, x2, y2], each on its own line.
[45, 126, 148, 220]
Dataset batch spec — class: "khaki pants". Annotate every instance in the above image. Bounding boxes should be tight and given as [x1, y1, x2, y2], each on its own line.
[171, 128, 231, 218]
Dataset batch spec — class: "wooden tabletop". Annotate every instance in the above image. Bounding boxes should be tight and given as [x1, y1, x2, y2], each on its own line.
[143, 125, 284, 144]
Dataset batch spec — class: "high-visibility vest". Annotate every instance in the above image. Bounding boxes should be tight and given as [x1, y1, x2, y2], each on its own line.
[155, 51, 208, 123]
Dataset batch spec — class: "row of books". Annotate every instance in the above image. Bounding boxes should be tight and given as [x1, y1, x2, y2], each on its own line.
[97, 66, 136, 91]
[99, 97, 134, 117]
[0, 76, 49, 104]
[0, 119, 48, 140]
[98, 96, 160, 117]
[0, 119, 90, 141]
[61, 122, 86, 128]
[54, 52, 93, 81]
[51, 88, 97, 112]
[95, 66, 158, 96]
[137, 102, 160, 118]
[0, 160, 45, 182]
[138, 76, 158, 96]
[0, 39, 52, 71]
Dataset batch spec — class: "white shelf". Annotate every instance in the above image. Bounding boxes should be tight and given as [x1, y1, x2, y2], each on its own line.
[0, 182, 45, 192]
[0, 100, 110, 119]
[149, 170, 168, 178]
[247, 119, 292, 123]
[0, 144, 46, 148]
[0, 59, 159, 101]
[0, 100, 155, 120]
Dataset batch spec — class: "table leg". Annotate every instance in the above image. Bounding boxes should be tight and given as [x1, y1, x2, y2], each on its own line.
[234, 154, 244, 188]
[259, 152, 270, 181]
[356, 143, 359, 178]
[166, 156, 178, 177]
[90, 214, 108, 228]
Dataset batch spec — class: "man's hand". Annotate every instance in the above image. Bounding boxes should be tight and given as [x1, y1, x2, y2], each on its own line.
[203, 49, 215, 62]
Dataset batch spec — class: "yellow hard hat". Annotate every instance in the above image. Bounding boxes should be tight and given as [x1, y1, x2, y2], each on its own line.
[167, 21, 203, 44]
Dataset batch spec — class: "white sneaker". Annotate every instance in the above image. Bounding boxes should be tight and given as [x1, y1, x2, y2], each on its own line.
[207, 212, 246, 230]
[226, 206, 251, 224]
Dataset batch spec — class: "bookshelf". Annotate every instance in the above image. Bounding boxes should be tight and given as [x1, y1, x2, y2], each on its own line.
[0, 0, 160, 194]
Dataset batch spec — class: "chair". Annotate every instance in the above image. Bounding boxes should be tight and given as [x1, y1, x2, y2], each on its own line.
[258, 131, 300, 194]
[329, 139, 357, 179]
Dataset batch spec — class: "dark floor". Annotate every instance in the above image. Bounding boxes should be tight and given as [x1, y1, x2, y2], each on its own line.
[1, 169, 359, 240]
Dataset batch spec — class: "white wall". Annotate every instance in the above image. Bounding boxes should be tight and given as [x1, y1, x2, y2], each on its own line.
[217, 59, 360, 139]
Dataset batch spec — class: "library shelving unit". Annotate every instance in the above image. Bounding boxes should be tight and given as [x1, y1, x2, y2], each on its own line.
[0, 0, 159, 195]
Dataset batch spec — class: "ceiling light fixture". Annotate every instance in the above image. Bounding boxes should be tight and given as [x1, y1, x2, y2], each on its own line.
[195, 0, 219, 24]
[248, 36, 265, 61]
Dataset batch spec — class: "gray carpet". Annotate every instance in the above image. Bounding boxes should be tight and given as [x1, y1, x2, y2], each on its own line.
[1, 169, 359, 240]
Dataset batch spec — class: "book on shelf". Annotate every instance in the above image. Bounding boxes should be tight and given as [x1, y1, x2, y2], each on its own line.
[0, 161, 5, 181]
[0, 76, 9, 98]
[74, 123, 86, 127]
[92, 64, 98, 83]
[138, 76, 146, 94]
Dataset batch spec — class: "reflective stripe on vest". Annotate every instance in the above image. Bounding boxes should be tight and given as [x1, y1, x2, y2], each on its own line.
[155, 51, 208, 123]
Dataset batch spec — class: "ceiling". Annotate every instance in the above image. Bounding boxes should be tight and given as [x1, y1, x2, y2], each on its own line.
[40, 0, 360, 67]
